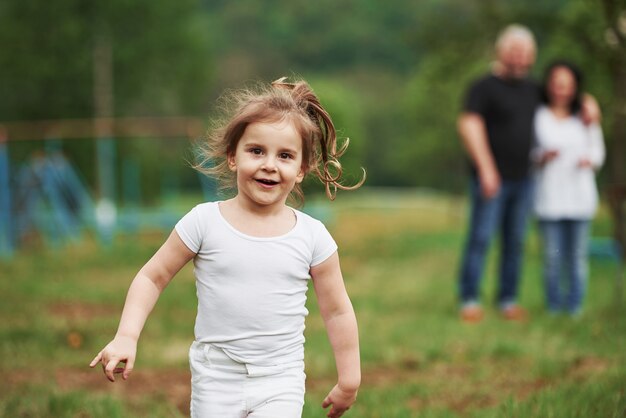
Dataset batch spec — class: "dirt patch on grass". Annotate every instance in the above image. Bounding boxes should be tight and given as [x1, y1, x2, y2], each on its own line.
[567, 356, 609, 380]
[401, 366, 550, 414]
[55, 368, 193, 415]
[48, 302, 117, 321]
[305, 361, 551, 414]
[4, 356, 612, 416]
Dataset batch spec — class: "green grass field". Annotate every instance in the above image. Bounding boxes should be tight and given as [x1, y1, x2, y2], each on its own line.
[1, 189, 624, 417]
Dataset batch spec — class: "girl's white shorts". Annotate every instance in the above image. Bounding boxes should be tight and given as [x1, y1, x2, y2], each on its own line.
[189, 341, 306, 418]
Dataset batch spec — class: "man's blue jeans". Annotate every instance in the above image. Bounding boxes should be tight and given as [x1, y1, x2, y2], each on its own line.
[459, 176, 533, 308]
[538, 219, 589, 315]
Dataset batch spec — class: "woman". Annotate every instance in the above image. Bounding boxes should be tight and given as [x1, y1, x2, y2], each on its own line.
[533, 61, 605, 316]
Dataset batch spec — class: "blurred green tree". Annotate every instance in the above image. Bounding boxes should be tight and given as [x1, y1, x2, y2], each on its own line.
[1, 0, 620, 197]
[0, 0, 213, 120]
[0, 0, 213, 196]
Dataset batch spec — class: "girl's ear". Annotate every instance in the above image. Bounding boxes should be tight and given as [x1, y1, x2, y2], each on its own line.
[227, 153, 237, 172]
[295, 165, 307, 184]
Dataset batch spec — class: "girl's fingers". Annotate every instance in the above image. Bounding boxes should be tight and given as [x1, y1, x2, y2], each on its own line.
[122, 359, 134, 380]
[104, 358, 123, 382]
[89, 352, 103, 368]
[91, 349, 133, 382]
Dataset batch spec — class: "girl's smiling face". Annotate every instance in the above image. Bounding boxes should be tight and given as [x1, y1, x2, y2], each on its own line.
[228, 119, 305, 210]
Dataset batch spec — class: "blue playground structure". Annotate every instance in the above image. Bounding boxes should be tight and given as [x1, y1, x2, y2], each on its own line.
[0, 117, 211, 259]
[12, 145, 95, 247]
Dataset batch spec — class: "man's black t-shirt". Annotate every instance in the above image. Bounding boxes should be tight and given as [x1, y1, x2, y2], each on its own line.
[463, 74, 541, 180]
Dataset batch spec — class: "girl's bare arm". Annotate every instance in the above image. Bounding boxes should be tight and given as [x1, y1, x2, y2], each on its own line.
[89, 230, 195, 381]
[311, 252, 360, 418]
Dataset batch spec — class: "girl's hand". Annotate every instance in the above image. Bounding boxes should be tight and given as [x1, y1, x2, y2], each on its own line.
[89, 335, 137, 382]
[322, 384, 358, 418]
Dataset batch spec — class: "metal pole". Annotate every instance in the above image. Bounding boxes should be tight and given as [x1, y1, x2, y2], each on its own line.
[0, 127, 13, 258]
[93, 29, 116, 244]
[95, 137, 116, 243]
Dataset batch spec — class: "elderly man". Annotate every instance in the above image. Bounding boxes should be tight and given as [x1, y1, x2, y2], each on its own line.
[457, 24, 544, 322]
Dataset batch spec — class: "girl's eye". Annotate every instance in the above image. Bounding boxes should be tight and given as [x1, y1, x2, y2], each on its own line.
[249, 148, 262, 155]
[279, 152, 293, 159]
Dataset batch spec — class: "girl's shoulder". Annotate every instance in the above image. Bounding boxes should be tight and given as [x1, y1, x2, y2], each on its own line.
[293, 207, 332, 235]
[292, 208, 337, 258]
[180, 201, 221, 225]
[293, 206, 322, 224]
[175, 201, 222, 251]
[189, 201, 220, 213]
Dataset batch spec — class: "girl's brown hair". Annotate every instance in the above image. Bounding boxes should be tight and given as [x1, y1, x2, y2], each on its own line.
[194, 77, 365, 206]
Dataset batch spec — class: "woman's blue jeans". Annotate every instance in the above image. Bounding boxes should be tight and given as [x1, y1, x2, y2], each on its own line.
[459, 176, 533, 308]
[538, 219, 589, 314]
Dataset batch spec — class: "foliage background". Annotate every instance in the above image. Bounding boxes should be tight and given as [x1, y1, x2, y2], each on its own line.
[1, 0, 622, 198]
[1, 1, 625, 417]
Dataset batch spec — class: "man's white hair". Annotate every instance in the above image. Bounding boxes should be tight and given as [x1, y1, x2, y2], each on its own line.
[495, 24, 536, 52]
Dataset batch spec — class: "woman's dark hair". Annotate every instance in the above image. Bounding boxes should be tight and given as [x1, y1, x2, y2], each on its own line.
[541, 60, 583, 114]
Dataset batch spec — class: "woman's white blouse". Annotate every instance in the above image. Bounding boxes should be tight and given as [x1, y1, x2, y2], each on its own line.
[532, 106, 605, 220]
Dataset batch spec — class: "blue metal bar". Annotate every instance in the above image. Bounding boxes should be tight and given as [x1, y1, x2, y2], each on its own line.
[44, 152, 81, 242]
[53, 151, 96, 227]
[30, 157, 72, 246]
[13, 164, 41, 243]
[0, 136, 13, 258]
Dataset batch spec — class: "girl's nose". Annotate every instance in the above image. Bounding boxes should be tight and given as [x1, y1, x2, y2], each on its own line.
[261, 156, 277, 171]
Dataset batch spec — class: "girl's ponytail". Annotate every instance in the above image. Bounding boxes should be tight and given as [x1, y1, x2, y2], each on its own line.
[272, 77, 365, 200]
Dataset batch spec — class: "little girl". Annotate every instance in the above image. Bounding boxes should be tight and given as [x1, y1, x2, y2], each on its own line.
[90, 77, 364, 418]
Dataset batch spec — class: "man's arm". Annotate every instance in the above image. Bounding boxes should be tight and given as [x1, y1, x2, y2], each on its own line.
[581, 93, 602, 125]
[457, 112, 500, 198]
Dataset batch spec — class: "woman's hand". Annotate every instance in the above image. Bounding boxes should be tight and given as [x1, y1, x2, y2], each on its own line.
[578, 157, 593, 169]
[541, 149, 559, 165]
[89, 335, 138, 382]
